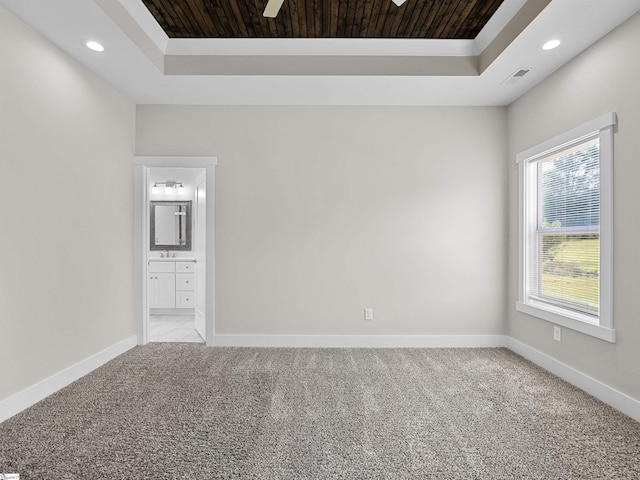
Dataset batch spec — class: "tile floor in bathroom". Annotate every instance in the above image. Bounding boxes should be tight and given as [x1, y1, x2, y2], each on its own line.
[149, 314, 204, 343]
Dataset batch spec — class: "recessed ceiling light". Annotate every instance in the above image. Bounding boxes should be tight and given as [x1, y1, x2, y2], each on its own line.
[86, 41, 105, 52]
[542, 39, 561, 51]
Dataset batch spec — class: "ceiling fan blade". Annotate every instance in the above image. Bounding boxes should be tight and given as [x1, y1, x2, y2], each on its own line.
[263, 0, 285, 18]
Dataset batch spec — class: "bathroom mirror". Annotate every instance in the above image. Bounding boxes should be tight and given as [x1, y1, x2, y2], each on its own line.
[150, 201, 192, 251]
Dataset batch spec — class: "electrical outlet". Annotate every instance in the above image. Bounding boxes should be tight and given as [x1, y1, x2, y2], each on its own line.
[364, 308, 374, 321]
[553, 326, 561, 342]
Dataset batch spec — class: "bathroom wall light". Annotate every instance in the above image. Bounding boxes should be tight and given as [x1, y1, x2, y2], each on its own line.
[151, 181, 185, 194]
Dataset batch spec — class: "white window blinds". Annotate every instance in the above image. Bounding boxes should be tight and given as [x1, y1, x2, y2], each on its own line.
[526, 135, 600, 318]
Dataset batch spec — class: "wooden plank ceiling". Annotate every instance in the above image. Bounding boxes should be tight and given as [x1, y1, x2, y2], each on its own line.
[142, 0, 504, 39]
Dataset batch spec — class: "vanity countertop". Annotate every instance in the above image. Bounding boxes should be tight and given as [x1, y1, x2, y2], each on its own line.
[148, 257, 196, 262]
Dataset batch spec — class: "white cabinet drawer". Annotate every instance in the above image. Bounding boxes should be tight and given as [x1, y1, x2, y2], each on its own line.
[149, 261, 176, 273]
[176, 261, 195, 273]
[176, 292, 195, 308]
[176, 273, 195, 291]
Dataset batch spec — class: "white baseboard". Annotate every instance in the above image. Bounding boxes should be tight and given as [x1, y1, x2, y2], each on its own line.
[0, 335, 137, 424]
[213, 334, 508, 348]
[3, 333, 637, 427]
[217, 334, 640, 421]
[507, 337, 640, 423]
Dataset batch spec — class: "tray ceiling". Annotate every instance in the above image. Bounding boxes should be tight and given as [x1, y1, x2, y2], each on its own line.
[141, 0, 503, 39]
[1, 0, 639, 105]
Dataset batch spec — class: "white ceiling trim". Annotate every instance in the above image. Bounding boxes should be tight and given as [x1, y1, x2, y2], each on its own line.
[164, 38, 477, 57]
[119, 0, 168, 52]
[474, 0, 527, 53]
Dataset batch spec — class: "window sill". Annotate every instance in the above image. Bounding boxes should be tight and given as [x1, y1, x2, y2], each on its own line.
[516, 301, 616, 343]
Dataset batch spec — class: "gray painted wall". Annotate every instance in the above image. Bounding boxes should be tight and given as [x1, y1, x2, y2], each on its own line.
[507, 12, 640, 401]
[136, 106, 508, 336]
[0, 6, 136, 401]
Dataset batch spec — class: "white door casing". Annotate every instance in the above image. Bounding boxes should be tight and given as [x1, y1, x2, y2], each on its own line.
[133, 156, 217, 346]
[194, 171, 207, 341]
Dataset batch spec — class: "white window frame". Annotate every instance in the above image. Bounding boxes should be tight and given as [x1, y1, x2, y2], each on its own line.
[516, 113, 616, 343]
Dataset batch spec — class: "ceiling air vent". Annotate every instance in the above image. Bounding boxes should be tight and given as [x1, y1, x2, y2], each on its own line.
[502, 68, 532, 85]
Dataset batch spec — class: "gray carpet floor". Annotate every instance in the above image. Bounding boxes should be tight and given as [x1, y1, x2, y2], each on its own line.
[1, 345, 639, 479]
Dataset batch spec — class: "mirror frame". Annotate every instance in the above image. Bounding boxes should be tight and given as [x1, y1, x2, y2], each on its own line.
[150, 200, 192, 251]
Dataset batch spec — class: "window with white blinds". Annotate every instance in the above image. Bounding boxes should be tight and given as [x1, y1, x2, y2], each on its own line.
[516, 113, 616, 343]
[529, 136, 600, 316]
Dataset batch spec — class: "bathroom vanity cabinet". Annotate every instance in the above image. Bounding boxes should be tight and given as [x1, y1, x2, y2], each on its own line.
[175, 261, 196, 308]
[148, 260, 195, 310]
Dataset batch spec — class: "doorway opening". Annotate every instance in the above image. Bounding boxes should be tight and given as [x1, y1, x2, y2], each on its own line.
[134, 157, 217, 346]
[148, 167, 204, 343]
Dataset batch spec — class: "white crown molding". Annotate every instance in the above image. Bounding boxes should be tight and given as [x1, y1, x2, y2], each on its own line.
[165, 38, 477, 57]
